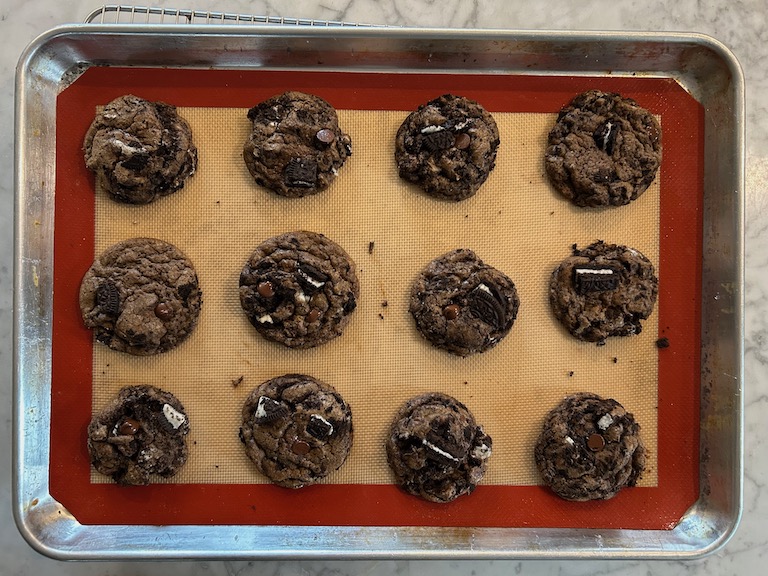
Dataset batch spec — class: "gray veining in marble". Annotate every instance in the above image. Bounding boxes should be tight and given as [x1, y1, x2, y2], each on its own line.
[2, 0, 766, 574]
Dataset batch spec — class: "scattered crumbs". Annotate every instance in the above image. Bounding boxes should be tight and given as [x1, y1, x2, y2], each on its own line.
[368, 241, 375, 254]
[568, 371, 574, 377]
[378, 313, 385, 320]
[381, 300, 388, 308]
[463, 381, 468, 386]
[549, 211, 555, 216]
[612, 357, 618, 364]
[656, 337, 670, 349]
[232, 375, 244, 388]
[251, 505, 257, 511]
[596, 340, 606, 347]
[464, 214, 469, 218]
[571, 243, 579, 254]
[193, 441, 197, 445]
[215, 465, 219, 469]
[215, 200, 221, 205]
[498, 210, 502, 215]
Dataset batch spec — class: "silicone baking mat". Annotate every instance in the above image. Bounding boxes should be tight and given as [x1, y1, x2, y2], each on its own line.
[50, 68, 702, 529]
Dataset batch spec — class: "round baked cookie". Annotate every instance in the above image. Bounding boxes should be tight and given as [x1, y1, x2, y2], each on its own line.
[87, 385, 190, 486]
[534, 392, 646, 501]
[239, 374, 353, 488]
[549, 241, 658, 344]
[242, 91, 352, 197]
[386, 392, 492, 503]
[239, 231, 359, 349]
[83, 94, 197, 204]
[395, 94, 500, 201]
[79, 237, 202, 355]
[545, 89, 662, 207]
[409, 249, 519, 356]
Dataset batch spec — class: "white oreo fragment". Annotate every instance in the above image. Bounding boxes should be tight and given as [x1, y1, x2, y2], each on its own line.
[597, 414, 614, 430]
[162, 403, 186, 429]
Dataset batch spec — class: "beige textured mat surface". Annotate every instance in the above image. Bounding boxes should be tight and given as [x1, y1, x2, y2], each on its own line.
[91, 107, 659, 485]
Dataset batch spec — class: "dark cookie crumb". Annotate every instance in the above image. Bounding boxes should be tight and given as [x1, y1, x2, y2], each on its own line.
[656, 337, 670, 348]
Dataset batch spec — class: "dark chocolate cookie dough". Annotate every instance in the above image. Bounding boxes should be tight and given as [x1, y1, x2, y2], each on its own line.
[239, 374, 353, 488]
[79, 237, 202, 355]
[239, 231, 359, 349]
[409, 249, 519, 356]
[395, 94, 500, 201]
[545, 90, 662, 207]
[386, 392, 492, 503]
[243, 91, 352, 197]
[83, 94, 197, 204]
[549, 241, 658, 344]
[534, 392, 646, 501]
[87, 385, 190, 486]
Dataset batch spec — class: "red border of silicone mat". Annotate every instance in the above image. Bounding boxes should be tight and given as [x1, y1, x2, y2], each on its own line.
[50, 68, 702, 528]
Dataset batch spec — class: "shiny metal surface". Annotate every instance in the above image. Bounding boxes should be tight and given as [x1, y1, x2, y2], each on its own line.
[13, 25, 744, 559]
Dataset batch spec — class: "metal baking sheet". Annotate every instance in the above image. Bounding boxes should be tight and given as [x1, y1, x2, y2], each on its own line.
[14, 24, 744, 559]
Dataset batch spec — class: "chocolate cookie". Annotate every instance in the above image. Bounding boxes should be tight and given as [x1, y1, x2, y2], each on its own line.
[87, 385, 190, 486]
[83, 94, 197, 204]
[239, 231, 359, 349]
[239, 374, 353, 488]
[534, 392, 646, 501]
[79, 238, 202, 355]
[545, 90, 661, 207]
[395, 94, 500, 201]
[243, 91, 352, 197]
[409, 249, 519, 356]
[386, 393, 492, 503]
[549, 241, 658, 344]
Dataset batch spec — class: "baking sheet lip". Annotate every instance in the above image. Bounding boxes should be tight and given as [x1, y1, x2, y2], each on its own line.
[13, 24, 743, 560]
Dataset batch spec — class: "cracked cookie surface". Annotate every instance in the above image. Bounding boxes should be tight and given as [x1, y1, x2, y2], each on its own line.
[87, 385, 190, 486]
[240, 374, 353, 488]
[534, 392, 646, 501]
[243, 91, 352, 197]
[239, 230, 359, 349]
[83, 94, 197, 204]
[549, 241, 658, 344]
[409, 249, 519, 356]
[79, 237, 202, 355]
[545, 90, 661, 207]
[395, 94, 500, 201]
[386, 392, 492, 503]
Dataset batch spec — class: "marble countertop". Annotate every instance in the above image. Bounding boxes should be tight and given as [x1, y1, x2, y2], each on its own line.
[2, 0, 765, 574]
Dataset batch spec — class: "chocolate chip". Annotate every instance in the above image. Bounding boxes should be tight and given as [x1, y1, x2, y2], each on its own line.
[593, 120, 619, 155]
[587, 433, 606, 452]
[422, 129, 456, 153]
[307, 309, 320, 323]
[573, 265, 619, 294]
[315, 129, 336, 144]
[296, 263, 329, 292]
[467, 284, 506, 330]
[454, 133, 471, 150]
[154, 302, 174, 320]
[284, 158, 317, 188]
[257, 281, 275, 298]
[443, 304, 460, 320]
[95, 281, 120, 317]
[117, 417, 141, 436]
[291, 440, 311, 455]
[255, 396, 289, 424]
[306, 415, 334, 439]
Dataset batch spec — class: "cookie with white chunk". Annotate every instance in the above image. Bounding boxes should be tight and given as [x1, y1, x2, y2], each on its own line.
[545, 90, 661, 207]
[386, 392, 492, 503]
[534, 392, 646, 501]
[87, 385, 190, 486]
[239, 374, 353, 488]
[83, 94, 197, 204]
[549, 241, 658, 344]
[409, 249, 519, 356]
[239, 230, 359, 349]
[395, 94, 500, 201]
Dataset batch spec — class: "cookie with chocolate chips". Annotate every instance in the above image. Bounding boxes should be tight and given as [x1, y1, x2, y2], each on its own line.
[534, 392, 646, 501]
[87, 385, 190, 486]
[240, 374, 353, 488]
[549, 241, 658, 344]
[409, 249, 519, 356]
[243, 91, 352, 197]
[79, 238, 202, 355]
[395, 94, 500, 201]
[386, 392, 492, 503]
[83, 94, 197, 204]
[239, 230, 359, 349]
[545, 90, 662, 207]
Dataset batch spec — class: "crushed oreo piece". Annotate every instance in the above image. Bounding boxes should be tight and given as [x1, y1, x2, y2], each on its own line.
[573, 265, 619, 294]
[593, 120, 619, 155]
[255, 396, 289, 424]
[284, 158, 318, 188]
[306, 414, 334, 439]
[422, 129, 456, 153]
[96, 281, 120, 316]
[296, 262, 329, 292]
[467, 283, 506, 330]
